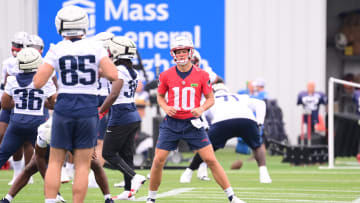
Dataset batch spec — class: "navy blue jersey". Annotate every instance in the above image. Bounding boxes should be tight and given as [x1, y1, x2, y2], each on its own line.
[297, 91, 327, 123]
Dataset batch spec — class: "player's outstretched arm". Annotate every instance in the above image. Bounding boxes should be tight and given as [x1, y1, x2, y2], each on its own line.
[33, 63, 54, 89]
[99, 57, 118, 82]
[99, 79, 123, 113]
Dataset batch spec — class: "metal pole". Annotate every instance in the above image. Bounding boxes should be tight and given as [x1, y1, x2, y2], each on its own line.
[328, 77, 334, 169]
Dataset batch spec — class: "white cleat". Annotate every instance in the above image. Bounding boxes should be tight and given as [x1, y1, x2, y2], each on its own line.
[131, 174, 146, 193]
[56, 194, 66, 202]
[112, 190, 135, 200]
[114, 180, 125, 188]
[231, 196, 246, 203]
[259, 173, 272, 183]
[197, 163, 210, 181]
[180, 168, 193, 183]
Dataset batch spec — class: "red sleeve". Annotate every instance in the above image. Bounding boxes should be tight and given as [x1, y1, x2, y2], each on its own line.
[157, 72, 168, 94]
[202, 71, 212, 95]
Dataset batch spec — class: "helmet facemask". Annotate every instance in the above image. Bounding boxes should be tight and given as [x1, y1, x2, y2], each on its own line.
[170, 36, 194, 66]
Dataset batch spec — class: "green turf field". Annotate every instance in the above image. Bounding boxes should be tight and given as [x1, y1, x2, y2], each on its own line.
[1, 148, 359, 202]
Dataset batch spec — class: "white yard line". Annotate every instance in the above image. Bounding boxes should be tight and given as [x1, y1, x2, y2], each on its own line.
[352, 197, 360, 203]
[134, 187, 195, 201]
[198, 187, 360, 193]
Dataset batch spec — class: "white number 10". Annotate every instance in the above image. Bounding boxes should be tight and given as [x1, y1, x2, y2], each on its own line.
[172, 87, 195, 110]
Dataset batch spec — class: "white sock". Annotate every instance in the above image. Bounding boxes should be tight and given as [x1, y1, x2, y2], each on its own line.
[199, 162, 207, 168]
[259, 165, 268, 174]
[12, 160, 23, 176]
[148, 190, 157, 199]
[104, 194, 111, 200]
[45, 199, 57, 203]
[5, 194, 13, 202]
[65, 162, 74, 169]
[224, 187, 234, 199]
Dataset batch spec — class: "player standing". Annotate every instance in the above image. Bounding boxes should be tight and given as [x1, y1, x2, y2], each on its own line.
[33, 5, 118, 203]
[146, 36, 244, 203]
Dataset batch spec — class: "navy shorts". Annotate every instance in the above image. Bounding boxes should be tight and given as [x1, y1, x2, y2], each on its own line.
[209, 118, 262, 150]
[51, 111, 98, 151]
[156, 116, 211, 151]
[0, 121, 38, 167]
[0, 109, 11, 123]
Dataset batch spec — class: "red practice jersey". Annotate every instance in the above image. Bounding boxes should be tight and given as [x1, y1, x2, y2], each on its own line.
[158, 65, 212, 119]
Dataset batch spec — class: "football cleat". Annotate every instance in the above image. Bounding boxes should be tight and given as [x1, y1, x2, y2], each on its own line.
[56, 194, 66, 202]
[146, 198, 156, 203]
[0, 198, 10, 203]
[230, 196, 246, 203]
[131, 174, 146, 193]
[180, 168, 193, 183]
[105, 198, 114, 203]
[112, 191, 135, 200]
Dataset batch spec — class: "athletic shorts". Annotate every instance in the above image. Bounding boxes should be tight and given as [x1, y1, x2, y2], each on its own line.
[209, 118, 262, 150]
[0, 121, 38, 167]
[0, 109, 11, 123]
[51, 111, 98, 151]
[156, 116, 210, 151]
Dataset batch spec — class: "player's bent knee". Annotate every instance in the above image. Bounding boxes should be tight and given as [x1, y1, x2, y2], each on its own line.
[203, 157, 218, 167]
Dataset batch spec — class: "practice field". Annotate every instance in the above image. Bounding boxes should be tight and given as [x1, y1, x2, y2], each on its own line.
[1, 148, 359, 202]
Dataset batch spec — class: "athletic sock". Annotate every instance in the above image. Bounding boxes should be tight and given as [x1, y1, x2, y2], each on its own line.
[104, 194, 111, 200]
[5, 194, 13, 202]
[224, 187, 235, 201]
[12, 160, 23, 176]
[148, 190, 157, 200]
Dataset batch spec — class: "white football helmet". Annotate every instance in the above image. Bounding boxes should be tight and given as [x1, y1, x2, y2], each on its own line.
[27, 34, 44, 52]
[212, 83, 229, 93]
[93, 32, 115, 49]
[11, 31, 29, 56]
[191, 49, 201, 66]
[108, 36, 137, 61]
[55, 5, 89, 37]
[17, 48, 42, 73]
[170, 36, 194, 65]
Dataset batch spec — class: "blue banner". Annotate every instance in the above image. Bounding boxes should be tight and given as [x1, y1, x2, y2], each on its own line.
[39, 0, 224, 82]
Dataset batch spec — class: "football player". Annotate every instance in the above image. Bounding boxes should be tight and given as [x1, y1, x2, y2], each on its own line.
[146, 36, 244, 203]
[0, 31, 30, 185]
[297, 82, 327, 132]
[179, 83, 272, 184]
[98, 36, 146, 200]
[0, 47, 56, 173]
[191, 49, 223, 84]
[33, 5, 118, 203]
